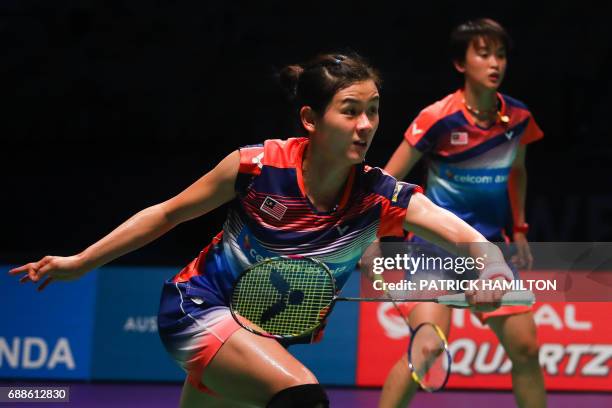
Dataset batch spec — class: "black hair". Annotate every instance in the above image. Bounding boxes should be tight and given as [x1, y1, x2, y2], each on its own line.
[450, 18, 512, 63]
[279, 52, 381, 116]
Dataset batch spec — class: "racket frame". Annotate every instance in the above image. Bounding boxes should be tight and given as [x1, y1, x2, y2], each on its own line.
[407, 322, 452, 392]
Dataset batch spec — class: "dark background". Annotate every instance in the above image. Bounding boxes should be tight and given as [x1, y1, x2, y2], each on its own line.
[2, 1, 611, 267]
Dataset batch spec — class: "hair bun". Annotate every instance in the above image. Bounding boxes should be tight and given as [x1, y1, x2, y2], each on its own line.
[278, 64, 304, 101]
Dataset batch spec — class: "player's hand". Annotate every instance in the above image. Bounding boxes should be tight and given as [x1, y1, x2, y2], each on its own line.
[465, 260, 514, 312]
[8, 255, 89, 291]
[511, 232, 533, 270]
[464, 276, 507, 312]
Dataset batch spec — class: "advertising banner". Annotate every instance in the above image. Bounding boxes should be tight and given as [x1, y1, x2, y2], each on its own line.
[0, 266, 97, 379]
[356, 301, 612, 391]
[91, 266, 184, 381]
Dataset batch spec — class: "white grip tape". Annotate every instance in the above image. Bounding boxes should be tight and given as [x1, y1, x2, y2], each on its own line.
[437, 290, 535, 307]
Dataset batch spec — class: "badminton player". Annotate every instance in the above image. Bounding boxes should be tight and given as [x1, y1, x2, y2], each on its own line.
[10, 52, 512, 408]
[380, 19, 546, 408]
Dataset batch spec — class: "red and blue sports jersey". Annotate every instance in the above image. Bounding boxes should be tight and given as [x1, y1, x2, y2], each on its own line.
[171, 137, 421, 307]
[405, 90, 543, 240]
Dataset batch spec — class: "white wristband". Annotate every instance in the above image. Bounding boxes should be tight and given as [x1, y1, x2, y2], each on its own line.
[480, 262, 514, 282]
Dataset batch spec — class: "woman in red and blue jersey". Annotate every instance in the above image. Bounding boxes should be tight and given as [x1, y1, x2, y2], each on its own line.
[11, 53, 515, 408]
[380, 19, 546, 408]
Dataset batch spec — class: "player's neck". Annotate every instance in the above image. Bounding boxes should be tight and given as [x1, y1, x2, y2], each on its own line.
[302, 144, 352, 212]
[462, 84, 498, 115]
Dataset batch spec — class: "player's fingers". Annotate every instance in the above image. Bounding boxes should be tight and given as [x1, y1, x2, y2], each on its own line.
[464, 290, 476, 306]
[526, 250, 534, 270]
[36, 261, 56, 278]
[19, 274, 32, 283]
[8, 263, 34, 275]
[26, 263, 43, 282]
[513, 246, 525, 268]
[37, 277, 53, 292]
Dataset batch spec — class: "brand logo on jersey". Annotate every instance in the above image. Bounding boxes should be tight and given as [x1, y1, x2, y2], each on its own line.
[505, 130, 514, 140]
[336, 224, 349, 236]
[392, 183, 403, 203]
[451, 132, 469, 145]
[412, 123, 424, 136]
[260, 196, 287, 220]
[252, 152, 264, 169]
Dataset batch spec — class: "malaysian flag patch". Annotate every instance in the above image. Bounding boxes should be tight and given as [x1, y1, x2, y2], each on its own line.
[260, 196, 287, 221]
[450, 132, 469, 145]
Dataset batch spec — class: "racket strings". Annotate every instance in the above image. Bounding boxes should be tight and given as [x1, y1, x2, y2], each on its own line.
[409, 324, 450, 392]
[232, 259, 335, 336]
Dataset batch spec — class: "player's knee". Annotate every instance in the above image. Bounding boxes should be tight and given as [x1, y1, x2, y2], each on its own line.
[421, 340, 444, 359]
[266, 384, 329, 408]
[507, 338, 540, 367]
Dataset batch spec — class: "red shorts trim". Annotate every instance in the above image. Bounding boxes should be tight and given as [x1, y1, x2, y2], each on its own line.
[474, 305, 532, 324]
[395, 303, 532, 325]
[161, 305, 241, 395]
[186, 311, 242, 394]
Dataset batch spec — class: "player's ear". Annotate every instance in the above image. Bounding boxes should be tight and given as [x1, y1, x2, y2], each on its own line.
[453, 59, 466, 74]
[300, 106, 318, 133]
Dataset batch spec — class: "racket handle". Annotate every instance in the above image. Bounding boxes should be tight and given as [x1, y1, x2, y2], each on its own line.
[437, 290, 535, 307]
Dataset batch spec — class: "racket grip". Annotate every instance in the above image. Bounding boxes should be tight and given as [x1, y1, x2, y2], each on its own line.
[437, 290, 535, 307]
[499, 290, 535, 305]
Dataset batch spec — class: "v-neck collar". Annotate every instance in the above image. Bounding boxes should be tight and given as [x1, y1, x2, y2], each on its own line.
[295, 138, 356, 215]
[457, 89, 507, 130]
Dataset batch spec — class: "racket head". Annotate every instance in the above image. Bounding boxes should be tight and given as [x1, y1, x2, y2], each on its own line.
[407, 322, 451, 392]
[229, 256, 336, 340]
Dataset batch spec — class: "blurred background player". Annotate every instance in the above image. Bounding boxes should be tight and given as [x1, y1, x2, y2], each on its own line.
[379, 18, 546, 408]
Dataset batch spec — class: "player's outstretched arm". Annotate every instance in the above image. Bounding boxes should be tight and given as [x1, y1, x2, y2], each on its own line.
[384, 140, 423, 180]
[403, 192, 513, 310]
[508, 145, 533, 269]
[9, 150, 240, 291]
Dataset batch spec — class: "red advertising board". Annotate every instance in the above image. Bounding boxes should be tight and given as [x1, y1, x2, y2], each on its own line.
[356, 302, 612, 391]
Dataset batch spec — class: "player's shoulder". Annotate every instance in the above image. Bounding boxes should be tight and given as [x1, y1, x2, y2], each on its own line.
[360, 165, 421, 204]
[239, 137, 307, 170]
[501, 93, 531, 112]
[418, 91, 462, 120]
[262, 137, 307, 168]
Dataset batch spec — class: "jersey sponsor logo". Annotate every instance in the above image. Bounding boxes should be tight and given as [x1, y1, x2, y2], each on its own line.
[442, 166, 509, 186]
[252, 152, 264, 168]
[451, 132, 469, 145]
[260, 196, 287, 221]
[391, 183, 403, 203]
[412, 123, 424, 136]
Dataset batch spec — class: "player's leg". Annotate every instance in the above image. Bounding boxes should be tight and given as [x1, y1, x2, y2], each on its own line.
[486, 310, 546, 408]
[179, 378, 253, 408]
[159, 280, 328, 408]
[161, 308, 326, 407]
[194, 327, 326, 407]
[378, 302, 451, 408]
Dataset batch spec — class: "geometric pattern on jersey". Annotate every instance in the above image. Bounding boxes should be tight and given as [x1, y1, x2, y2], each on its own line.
[404, 90, 543, 239]
[173, 137, 422, 307]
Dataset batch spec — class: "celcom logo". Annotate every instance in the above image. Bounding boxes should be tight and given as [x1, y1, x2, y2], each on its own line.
[0, 337, 75, 370]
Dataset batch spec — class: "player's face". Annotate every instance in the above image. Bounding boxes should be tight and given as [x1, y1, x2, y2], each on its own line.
[316, 80, 380, 164]
[457, 36, 507, 91]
